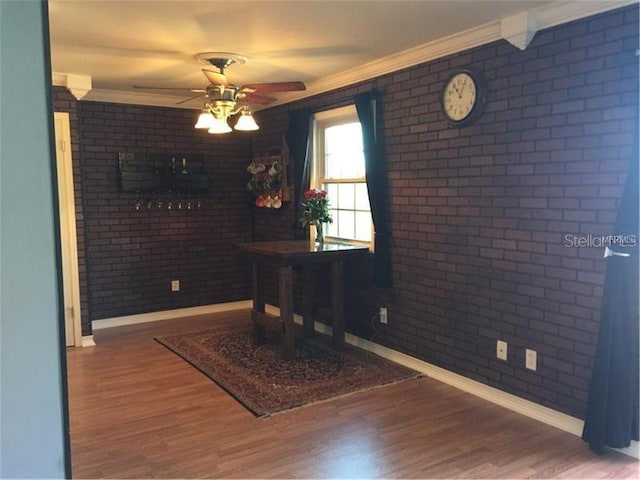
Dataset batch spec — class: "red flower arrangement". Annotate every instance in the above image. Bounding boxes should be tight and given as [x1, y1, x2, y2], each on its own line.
[299, 189, 333, 229]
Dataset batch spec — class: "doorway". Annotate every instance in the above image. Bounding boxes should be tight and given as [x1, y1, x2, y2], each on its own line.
[54, 112, 82, 347]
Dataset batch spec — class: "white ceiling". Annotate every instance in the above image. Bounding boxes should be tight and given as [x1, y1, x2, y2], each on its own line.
[48, 0, 633, 110]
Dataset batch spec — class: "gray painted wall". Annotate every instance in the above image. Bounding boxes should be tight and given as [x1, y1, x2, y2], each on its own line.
[1, 1, 68, 477]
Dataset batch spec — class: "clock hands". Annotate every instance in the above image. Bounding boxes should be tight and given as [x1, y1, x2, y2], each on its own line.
[452, 78, 467, 99]
[458, 78, 467, 99]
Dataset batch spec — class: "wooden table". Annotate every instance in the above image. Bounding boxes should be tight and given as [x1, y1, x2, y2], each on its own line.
[238, 240, 369, 359]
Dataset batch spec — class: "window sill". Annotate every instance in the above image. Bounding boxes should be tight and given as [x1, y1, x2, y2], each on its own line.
[314, 236, 373, 252]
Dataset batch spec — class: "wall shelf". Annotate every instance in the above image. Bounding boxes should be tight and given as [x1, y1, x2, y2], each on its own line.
[247, 140, 291, 208]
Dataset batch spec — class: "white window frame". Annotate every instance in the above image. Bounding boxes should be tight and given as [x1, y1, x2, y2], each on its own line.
[310, 105, 373, 248]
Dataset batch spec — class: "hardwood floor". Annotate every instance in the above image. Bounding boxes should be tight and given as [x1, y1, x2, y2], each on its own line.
[67, 310, 638, 479]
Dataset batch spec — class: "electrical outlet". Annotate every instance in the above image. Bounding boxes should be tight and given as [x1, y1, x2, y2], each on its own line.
[496, 340, 508, 361]
[171, 280, 180, 292]
[379, 307, 388, 324]
[526, 349, 537, 371]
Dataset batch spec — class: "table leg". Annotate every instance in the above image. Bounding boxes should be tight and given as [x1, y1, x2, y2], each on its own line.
[251, 260, 266, 345]
[331, 259, 345, 350]
[279, 264, 295, 359]
[302, 265, 315, 338]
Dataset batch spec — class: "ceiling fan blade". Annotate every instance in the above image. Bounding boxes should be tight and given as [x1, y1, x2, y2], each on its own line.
[240, 81, 306, 93]
[133, 85, 206, 93]
[243, 92, 278, 105]
[202, 69, 229, 87]
[175, 93, 207, 105]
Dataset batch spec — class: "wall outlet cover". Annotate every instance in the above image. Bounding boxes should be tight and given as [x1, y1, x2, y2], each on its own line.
[497, 340, 508, 361]
[526, 349, 537, 371]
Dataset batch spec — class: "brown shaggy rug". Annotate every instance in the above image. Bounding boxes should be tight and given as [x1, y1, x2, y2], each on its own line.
[155, 325, 420, 417]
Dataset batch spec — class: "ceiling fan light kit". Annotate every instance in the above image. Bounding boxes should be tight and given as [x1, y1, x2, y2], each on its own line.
[195, 102, 259, 133]
[137, 52, 306, 135]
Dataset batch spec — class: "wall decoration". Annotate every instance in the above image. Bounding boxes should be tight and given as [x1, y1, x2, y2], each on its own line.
[441, 67, 486, 126]
[247, 141, 290, 209]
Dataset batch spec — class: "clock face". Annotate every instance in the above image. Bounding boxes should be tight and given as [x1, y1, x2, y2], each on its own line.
[442, 70, 483, 125]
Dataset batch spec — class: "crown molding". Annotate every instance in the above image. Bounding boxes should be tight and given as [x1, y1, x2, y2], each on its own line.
[267, 0, 636, 108]
[58, 0, 636, 109]
[533, 0, 637, 31]
[52, 72, 195, 109]
[52, 72, 92, 100]
[52, 72, 67, 86]
[270, 20, 502, 108]
[81, 88, 196, 109]
[501, 11, 538, 51]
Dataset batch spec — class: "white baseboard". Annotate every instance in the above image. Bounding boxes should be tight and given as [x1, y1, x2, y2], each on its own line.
[352, 335, 583, 431]
[264, 304, 638, 458]
[614, 442, 639, 459]
[81, 335, 95, 347]
[91, 300, 253, 331]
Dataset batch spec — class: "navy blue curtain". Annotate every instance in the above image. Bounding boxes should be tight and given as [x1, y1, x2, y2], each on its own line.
[285, 109, 312, 239]
[354, 91, 392, 288]
[582, 132, 639, 453]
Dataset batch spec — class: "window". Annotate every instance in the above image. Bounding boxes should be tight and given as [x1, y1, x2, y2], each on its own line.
[311, 105, 372, 246]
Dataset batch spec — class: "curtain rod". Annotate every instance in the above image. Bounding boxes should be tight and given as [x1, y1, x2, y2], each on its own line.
[298, 88, 381, 115]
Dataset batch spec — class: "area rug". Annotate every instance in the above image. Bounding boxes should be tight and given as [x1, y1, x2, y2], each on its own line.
[155, 325, 420, 417]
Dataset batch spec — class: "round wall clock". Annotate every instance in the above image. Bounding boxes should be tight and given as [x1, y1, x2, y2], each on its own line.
[441, 68, 486, 126]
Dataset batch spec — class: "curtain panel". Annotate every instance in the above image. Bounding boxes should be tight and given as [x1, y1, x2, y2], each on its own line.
[354, 91, 393, 288]
[285, 109, 312, 239]
[581, 131, 639, 454]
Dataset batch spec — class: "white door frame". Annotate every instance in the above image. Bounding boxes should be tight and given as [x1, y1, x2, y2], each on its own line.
[54, 112, 82, 347]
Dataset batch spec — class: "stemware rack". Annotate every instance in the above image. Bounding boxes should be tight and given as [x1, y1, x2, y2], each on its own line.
[118, 152, 208, 193]
[118, 152, 209, 211]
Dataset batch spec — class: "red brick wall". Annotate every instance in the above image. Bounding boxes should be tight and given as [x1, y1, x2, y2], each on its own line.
[250, 6, 639, 418]
[76, 101, 253, 327]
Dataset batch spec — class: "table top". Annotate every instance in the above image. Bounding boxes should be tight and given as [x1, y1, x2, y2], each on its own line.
[237, 240, 369, 263]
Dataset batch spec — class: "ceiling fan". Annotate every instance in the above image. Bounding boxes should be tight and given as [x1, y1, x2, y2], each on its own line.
[134, 52, 306, 133]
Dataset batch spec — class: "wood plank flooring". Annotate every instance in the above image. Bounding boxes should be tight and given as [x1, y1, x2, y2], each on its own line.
[67, 310, 638, 478]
